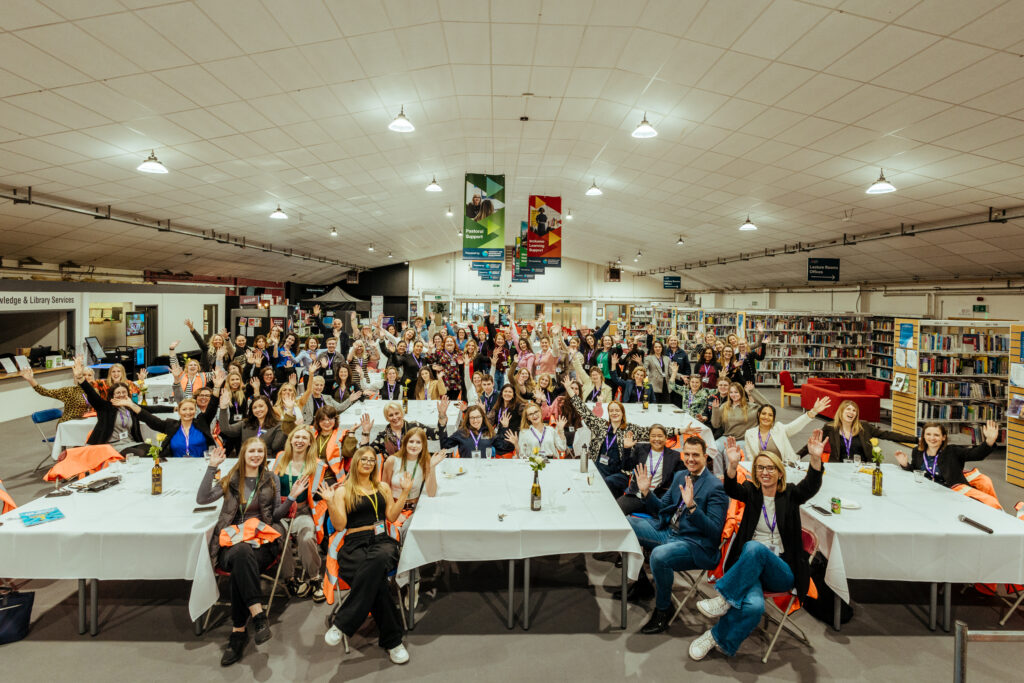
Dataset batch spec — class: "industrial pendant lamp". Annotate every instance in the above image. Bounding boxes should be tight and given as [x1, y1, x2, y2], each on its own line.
[388, 106, 415, 133]
[631, 113, 657, 138]
[137, 150, 168, 174]
[866, 168, 896, 194]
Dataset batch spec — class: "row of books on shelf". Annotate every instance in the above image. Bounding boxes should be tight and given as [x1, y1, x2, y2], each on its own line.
[871, 343, 894, 353]
[918, 355, 1009, 375]
[956, 424, 1007, 444]
[756, 360, 867, 372]
[919, 333, 1009, 353]
[871, 321, 895, 332]
[869, 355, 894, 367]
[920, 379, 1007, 400]
[745, 320, 869, 333]
[918, 403, 1006, 421]
[870, 367, 894, 380]
[762, 333, 868, 345]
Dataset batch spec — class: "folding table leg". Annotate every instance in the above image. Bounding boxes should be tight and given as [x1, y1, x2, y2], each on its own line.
[90, 579, 99, 636]
[506, 560, 515, 630]
[407, 567, 417, 631]
[620, 553, 628, 630]
[929, 582, 938, 631]
[78, 579, 86, 635]
[943, 582, 952, 632]
[523, 558, 531, 631]
[833, 594, 841, 632]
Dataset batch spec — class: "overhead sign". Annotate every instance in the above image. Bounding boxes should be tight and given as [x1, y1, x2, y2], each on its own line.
[807, 258, 840, 282]
[0, 292, 81, 311]
[663, 276, 681, 289]
[462, 173, 506, 261]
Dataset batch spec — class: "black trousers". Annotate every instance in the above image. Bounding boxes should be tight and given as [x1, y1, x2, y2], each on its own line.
[617, 493, 645, 515]
[218, 541, 280, 627]
[334, 531, 403, 649]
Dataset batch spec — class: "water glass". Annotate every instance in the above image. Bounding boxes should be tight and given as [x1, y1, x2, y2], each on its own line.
[913, 470, 924, 484]
[852, 454, 862, 468]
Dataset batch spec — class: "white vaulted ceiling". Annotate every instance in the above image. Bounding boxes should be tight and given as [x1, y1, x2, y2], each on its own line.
[1, 0, 1024, 287]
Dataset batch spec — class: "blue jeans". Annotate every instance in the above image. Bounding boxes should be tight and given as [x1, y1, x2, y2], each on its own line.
[628, 515, 716, 611]
[712, 541, 795, 656]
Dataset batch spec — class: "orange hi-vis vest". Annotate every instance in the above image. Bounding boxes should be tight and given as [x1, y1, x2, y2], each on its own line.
[1016, 501, 1024, 521]
[322, 522, 401, 605]
[0, 478, 16, 514]
[218, 517, 281, 548]
[178, 372, 208, 398]
[45, 445, 123, 482]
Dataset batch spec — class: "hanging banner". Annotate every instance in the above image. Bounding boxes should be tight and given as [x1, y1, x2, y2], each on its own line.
[526, 195, 562, 267]
[463, 173, 505, 261]
[471, 262, 501, 272]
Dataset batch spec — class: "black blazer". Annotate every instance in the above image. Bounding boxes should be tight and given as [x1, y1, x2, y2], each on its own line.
[79, 380, 145, 445]
[136, 399, 219, 458]
[899, 442, 997, 488]
[798, 422, 917, 462]
[723, 465, 822, 601]
[439, 425, 503, 459]
[621, 444, 685, 498]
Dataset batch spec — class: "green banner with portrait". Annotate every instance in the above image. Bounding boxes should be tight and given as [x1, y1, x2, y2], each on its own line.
[462, 173, 505, 261]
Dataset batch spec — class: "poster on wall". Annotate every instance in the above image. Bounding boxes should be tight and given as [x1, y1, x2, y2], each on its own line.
[408, 299, 419, 322]
[899, 322, 915, 349]
[526, 194, 562, 267]
[462, 173, 505, 261]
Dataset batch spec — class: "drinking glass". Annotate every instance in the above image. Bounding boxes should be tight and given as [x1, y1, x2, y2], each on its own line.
[913, 470, 924, 484]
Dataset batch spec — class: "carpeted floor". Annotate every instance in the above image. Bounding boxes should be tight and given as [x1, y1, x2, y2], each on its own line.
[2, 404, 1024, 682]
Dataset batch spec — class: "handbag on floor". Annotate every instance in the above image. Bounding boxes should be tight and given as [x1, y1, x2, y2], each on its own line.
[800, 552, 853, 629]
[0, 587, 35, 645]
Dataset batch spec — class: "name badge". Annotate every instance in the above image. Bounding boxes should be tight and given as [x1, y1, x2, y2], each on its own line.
[374, 521, 385, 536]
[471, 450, 481, 459]
[325, 368, 334, 377]
[599, 455, 610, 466]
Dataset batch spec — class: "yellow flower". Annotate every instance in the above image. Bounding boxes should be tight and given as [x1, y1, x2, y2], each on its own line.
[870, 438, 879, 446]
[156, 433, 166, 442]
[533, 447, 539, 455]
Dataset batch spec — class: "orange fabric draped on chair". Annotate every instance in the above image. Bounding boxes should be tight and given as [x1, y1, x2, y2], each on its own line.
[44, 444, 123, 482]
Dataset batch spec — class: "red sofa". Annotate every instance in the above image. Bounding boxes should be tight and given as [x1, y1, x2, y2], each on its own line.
[799, 377, 890, 423]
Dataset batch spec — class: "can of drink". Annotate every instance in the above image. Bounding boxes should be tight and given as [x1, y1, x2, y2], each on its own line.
[830, 497, 841, 514]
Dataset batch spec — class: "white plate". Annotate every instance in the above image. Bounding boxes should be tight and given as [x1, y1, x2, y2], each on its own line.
[841, 499, 861, 510]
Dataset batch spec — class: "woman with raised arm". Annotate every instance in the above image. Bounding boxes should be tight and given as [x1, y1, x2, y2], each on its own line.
[695, 347, 718, 390]
[688, 432, 824, 661]
[668, 369, 715, 421]
[894, 420, 1001, 507]
[294, 336, 322, 380]
[487, 383, 523, 439]
[199, 439, 293, 666]
[184, 317, 234, 372]
[501, 402, 567, 460]
[358, 401, 443, 457]
[123, 367, 223, 458]
[800, 399, 916, 463]
[273, 426, 320, 599]
[744, 397, 830, 468]
[643, 340, 670, 403]
[710, 382, 759, 475]
[439, 403, 501, 459]
[320, 446, 411, 664]
[94, 363, 145, 401]
[273, 381, 303, 435]
[72, 358, 149, 457]
[432, 335, 463, 400]
[19, 365, 90, 422]
[299, 374, 358, 424]
[169, 338, 215, 400]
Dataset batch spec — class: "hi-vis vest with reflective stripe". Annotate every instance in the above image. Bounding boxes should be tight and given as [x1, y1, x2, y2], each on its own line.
[178, 372, 208, 398]
[322, 522, 401, 604]
[219, 517, 281, 547]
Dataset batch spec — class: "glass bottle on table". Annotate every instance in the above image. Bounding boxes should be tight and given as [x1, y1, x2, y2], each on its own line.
[151, 456, 163, 495]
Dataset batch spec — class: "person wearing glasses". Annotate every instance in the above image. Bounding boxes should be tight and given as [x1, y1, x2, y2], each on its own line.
[688, 431, 825, 661]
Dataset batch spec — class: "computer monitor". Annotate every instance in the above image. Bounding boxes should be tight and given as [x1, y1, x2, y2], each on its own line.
[135, 347, 145, 368]
[84, 336, 106, 363]
[126, 312, 145, 336]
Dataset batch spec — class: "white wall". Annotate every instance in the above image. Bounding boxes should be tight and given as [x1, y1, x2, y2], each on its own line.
[82, 289, 226, 350]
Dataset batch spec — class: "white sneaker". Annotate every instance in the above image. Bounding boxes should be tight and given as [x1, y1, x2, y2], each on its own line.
[689, 629, 717, 661]
[696, 594, 729, 619]
[388, 643, 410, 665]
[324, 625, 343, 647]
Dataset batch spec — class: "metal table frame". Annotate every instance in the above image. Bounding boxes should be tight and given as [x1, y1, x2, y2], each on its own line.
[832, 581, 952, 632]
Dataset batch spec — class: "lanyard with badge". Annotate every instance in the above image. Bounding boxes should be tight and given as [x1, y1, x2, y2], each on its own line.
[841, 431, 854, 461]
[600, 427, 616, 466]
[470, 430, 483, 459]
[179, 425, 192, 456]
[365, 490, 386, 536]
[325, 353, 335, 377]
[530, 426, 546, 452]
[762, 502, 781, 555]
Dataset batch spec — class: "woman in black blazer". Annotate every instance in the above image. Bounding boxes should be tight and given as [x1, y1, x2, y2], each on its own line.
[123, 390, 220, 459]
[438, 404, 504, 458]
[616, 426, 684, 514]
[797, 399, 917, 462]
[75, 376, 148, 457]
[218, 393, 287, 456]
[894, 420, 999, 501]
[688, 431, 825, 661]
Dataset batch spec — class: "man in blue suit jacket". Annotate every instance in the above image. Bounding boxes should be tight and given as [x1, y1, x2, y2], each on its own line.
[626, 435, 728, 634]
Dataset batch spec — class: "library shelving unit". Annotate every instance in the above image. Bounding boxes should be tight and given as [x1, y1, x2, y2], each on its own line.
[652, 306, 676, 339]
[743, 312, 870, 388]
[626, 306, 654, 339]
[1008, 324, 1024, 488]
[868, 316, 895, 381]
[703, 311, 738, 339]
[892, 319, 1011, 446]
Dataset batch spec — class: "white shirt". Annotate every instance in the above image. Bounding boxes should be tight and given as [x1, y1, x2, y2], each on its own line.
[752, 494, 780, 553]
[647, 449, 667, 489]
[517, 424, 567, 459]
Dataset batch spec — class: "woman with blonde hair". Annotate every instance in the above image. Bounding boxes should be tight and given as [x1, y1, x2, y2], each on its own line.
[710, 383, 759, 476]
[797, 399, 916, 463]
[273, 426, 322, 599]
[381, 427, 446, 540]
[273, 382, 303, 434]
[97, 363, 145, 400]
[200, 438, 296, 665]
[185, 317, 234, 372]
[320, 446, 412, 664]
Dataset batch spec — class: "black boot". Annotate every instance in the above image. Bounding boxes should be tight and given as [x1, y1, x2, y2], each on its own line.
[221, 630, 249, 666]
[612, 571, 656, 602]
[640, 608, 671, 634]
[252, 613, 272, 644]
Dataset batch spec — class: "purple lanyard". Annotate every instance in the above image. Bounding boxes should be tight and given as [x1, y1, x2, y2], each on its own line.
[656, 356, 664, 372]
[530, 426, 546, 449]
[262, 385, 273, 398]
[257, 425, 264, 438]
[326, 353, 335, 367]
[648, 450, 664, 480]
[591, 388, 600, 401]
[923, 451, 940, 477]
[414, 355, 422, 369]
[392, 430, 402, 450]
[758, 431, 771, 451]
[586, 350, 594, 364]
[180, 425, 191, 454]
[701, 364, 713, 377]
[761, 504, 777, 533]
[635, 388, 642, 402]
[385, 383, 396, 399]
[687, 392, 695, 408]
[604, 427, 617, 453]
[117, 409, 130, 430]
[841, 432, 854, 457]
[313, 397, 324, 411]
[470, 430, 482, 450]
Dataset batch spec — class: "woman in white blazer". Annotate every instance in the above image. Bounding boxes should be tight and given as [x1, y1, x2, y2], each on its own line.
[744, 397, 830, 467]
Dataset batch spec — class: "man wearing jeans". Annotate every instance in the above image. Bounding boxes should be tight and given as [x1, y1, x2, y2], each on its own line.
[624, 436, 729, 634]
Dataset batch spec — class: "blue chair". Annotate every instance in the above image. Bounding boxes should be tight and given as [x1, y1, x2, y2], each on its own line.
[145, 365, 172, 377]
[31, 408, 64, 471]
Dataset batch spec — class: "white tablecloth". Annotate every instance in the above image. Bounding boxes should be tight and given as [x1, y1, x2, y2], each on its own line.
[142, 374, 176, 401]
[397, 459, 644, 580]
[791, 463, 1024, 602]
[0, 460, 221, 620]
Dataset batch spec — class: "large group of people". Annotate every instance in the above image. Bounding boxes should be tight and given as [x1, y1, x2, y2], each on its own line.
[18, 309, 1003, 666]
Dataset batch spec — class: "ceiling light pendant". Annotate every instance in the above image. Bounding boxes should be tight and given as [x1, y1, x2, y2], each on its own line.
[585, 179, 602, 196]
[615, 256, 622, 265]
[866, 168, 896, 194]
[269, 205, 288, 219]
[368, 244, 375, 252]
[676, 235, 684, 245]
[445, 205, 453, 217]
[631, 113, 657, 139]
[388, 105, 415, 133]
[634, 249, 642, 262]
[457, 226, 463, 237]
[566, 210, 573, 220]
[137, 150, 167, 174]
[425, 176, 442, 192]
[387, 251, 393, 258]
[330, 226, 337, 237]
[739, 215, 757, 231]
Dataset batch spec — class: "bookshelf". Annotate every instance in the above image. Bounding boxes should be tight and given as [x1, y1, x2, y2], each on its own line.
[868, 316, 894, 381]
[1008, 324, 1024, 488]
[703, 311, 738, 339]
[743, 312, 870, 388]
[895, 319, 1011, 445]
[891, 318, 920, 442]
[626, 306, 654, 339]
